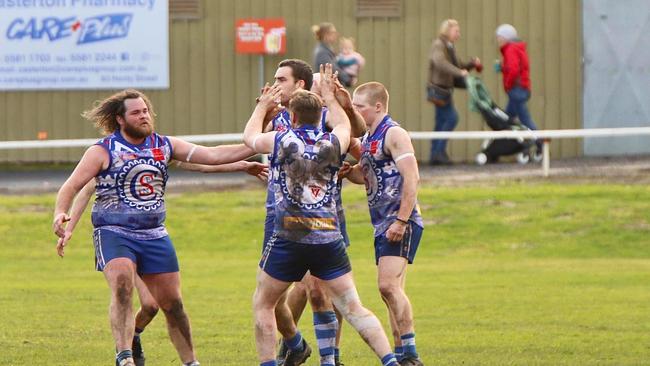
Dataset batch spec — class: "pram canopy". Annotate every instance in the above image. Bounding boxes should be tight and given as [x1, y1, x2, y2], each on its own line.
[466, 76, 519, 131]
[467, 75, 494, 113]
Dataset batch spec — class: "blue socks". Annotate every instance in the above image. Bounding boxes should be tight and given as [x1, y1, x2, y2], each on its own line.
[313, 311, 338, 366]
[381, 353, 399, 366]
[401, 332, 419, 358]
[284, 331, 305, 352]
[395, 345, 404, 360]
[263, 331, 305, 366]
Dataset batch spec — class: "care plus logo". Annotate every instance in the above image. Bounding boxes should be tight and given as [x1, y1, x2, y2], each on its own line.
[5, 13, 132, 44]
[117, 158, 167, 211]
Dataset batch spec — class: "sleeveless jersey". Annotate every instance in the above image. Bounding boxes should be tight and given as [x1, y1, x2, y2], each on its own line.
[359, 115, 424, 237]
[266, 108, 329, 210]
[91, 130, 171, 240]
[270, 124, 343, 244]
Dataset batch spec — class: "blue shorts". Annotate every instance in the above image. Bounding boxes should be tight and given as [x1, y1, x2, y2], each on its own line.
[338, 209, 350, 248]
[262, 210, 275, 253]
[260, 235, 352, 282]
[374, 222, 423, 265]
[93, 228, 179, 274]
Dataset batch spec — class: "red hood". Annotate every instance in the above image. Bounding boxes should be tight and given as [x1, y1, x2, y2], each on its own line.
[500, 40, 527, 54]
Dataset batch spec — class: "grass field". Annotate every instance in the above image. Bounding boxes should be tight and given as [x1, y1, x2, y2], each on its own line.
[1, 182, 649, 365]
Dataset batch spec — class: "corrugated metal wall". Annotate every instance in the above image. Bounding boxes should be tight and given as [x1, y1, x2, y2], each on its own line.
[0, 0, 582, 162]
[582, 0, 650, 156]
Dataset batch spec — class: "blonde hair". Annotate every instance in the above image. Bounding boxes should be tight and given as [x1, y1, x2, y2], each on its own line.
[289, 90, 323, 125]
[438, 19, 459, 37]
[354, 82, 389, 110]
[339, 36, 355, 48]
[311, 22, 336, 41]
[82, 89, 155, 135]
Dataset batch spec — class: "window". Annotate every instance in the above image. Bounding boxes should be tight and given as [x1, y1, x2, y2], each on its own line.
[355, 0, 402, 18]
[170, 0, 202, 20]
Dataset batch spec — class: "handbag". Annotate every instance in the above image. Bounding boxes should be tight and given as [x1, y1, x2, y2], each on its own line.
[426, 84, 451, 107]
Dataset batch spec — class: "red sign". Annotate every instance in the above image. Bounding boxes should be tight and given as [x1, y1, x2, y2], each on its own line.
[236, 18, 286, 55]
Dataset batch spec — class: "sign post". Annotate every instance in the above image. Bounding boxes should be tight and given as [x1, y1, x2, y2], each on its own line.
[235, 18, 286, 164]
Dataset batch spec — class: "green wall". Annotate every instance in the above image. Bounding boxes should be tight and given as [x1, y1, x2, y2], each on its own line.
[0, 0, 582, 162]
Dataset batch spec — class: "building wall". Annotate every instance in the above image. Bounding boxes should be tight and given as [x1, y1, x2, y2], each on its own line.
[0, 0, 582, 162]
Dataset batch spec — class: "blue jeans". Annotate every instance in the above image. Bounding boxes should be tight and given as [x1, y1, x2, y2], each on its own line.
[430, 101, 458, 160]
[506, 87, 537, 130]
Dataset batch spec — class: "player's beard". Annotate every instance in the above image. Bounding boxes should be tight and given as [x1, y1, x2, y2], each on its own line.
[123, 119, 154, 139]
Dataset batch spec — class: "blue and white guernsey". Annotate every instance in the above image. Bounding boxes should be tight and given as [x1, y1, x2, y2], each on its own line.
[360, 115, 423, 237]
[270, 124, 343, 244]
[91, 130, 172, 240]
[266, 108, 330, 211]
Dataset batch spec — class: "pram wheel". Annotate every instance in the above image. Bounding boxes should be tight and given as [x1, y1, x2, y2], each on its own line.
[476, 152, 488, 165]
[516, 152, 530, 165]
[532, 146, 543, 163]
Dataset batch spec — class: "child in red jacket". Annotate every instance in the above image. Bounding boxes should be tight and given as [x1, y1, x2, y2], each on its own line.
[496, 24, 542, 152]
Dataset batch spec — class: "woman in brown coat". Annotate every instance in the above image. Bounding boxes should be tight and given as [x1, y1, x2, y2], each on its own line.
[427, 19, 480, 165]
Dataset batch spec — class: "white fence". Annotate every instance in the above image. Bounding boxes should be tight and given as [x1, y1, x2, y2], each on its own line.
[1, 127, 650, 177]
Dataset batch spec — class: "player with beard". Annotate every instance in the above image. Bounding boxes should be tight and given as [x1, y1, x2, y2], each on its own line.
[55, 162, 267, 366]
[52, 89, 257, 366]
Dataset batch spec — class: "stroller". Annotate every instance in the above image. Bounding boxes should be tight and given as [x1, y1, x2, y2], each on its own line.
[466, 76, 541, 165]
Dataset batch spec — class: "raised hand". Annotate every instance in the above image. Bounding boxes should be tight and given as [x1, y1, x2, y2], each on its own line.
[255, 84, 268, 103]
[319, 63, 337, 100]
[333, 78, 353, 110]
[257, 83, 282, 110]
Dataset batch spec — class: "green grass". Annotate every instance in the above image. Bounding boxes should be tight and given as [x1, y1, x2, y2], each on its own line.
[1, 182, 649, 365]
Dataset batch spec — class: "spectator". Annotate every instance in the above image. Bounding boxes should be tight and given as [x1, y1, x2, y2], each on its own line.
[495, 24, 542, 153]
[427, 19, 480, 165]
[312, 22, 353, 87]
[337, 37, 365, 87]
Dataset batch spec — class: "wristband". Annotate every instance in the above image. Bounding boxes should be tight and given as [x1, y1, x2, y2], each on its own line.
[396, 217, 409, 225]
